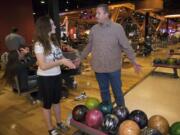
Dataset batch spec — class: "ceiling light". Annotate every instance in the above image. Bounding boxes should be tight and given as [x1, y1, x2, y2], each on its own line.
[40, 0, 45, 4]
[165, 14, 180, 18]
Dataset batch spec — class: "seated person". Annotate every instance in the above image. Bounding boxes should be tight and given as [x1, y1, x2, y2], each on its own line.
[18, 45, 37, 76]
[2, 47, 39, 101]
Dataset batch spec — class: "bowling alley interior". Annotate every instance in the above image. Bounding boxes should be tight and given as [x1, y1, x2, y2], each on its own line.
[0, 0, 180, 135]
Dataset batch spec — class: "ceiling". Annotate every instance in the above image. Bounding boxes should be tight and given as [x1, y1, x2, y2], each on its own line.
[32, 0, 180, 12]
[32, 0, 180, 21]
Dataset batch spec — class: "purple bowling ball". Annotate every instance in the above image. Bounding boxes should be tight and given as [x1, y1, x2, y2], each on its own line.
[129, 110, 148, 129]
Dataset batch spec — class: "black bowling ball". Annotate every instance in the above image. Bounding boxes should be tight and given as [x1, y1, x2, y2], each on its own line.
[129, 110, 148, 129]
[101, 114, 119, 135]
[112, 105, 129, 124]
[72, 105, 88, 122]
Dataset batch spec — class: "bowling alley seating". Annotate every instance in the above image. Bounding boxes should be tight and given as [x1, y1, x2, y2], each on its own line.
[13, 75, 38, 103]
[14, 76, 38, 96]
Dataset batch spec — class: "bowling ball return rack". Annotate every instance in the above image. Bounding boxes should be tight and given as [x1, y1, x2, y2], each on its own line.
[153, 51, 180, 78]
[70, 119, 108, 135]
[153, 64, 180, 78]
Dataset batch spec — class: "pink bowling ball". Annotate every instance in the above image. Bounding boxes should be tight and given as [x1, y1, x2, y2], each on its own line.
[85, 109, 103, 129]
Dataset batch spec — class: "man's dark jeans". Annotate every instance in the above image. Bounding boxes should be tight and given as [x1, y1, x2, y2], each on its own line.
[95, 70, 125, 106]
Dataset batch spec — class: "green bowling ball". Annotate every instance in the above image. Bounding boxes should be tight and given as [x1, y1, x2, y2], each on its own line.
[85, 97, 100, 110]
[167, 58, 176, 65]
[170, 122, 180, 135]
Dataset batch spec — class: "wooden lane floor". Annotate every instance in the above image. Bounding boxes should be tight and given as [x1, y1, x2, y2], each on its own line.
[0, 44, 179, 135]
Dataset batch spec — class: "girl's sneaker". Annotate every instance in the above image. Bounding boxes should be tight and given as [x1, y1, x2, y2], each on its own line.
[56, 122, 69, 133]
[49, 128, 60, 135]
[74, 92, 87, 101]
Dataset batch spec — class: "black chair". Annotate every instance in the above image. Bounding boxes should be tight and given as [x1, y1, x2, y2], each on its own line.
[13, 76, 39, 103]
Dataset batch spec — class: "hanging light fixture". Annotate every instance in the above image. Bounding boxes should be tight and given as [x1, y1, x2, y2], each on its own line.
[40, 0, 45, 4]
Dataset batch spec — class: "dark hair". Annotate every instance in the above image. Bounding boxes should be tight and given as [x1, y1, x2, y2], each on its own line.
[18, 44, 28, 51]
[35, 16, 59, 55]
[97, 4, 110, 14]
[2, 51, 20, 85]
[11, 27, 18, 33]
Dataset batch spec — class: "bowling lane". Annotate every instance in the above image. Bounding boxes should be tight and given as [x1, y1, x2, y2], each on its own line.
[125, 69, 180, 125]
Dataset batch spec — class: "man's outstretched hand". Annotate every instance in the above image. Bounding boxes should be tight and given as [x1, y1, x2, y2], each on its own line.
[133, 63, 142, 74]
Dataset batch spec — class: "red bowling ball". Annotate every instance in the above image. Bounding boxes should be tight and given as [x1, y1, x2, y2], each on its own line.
[85, 109, 103, 129]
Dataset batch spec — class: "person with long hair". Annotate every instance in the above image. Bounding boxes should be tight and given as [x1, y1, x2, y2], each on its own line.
[2, 48, 37, 94]
[34, 16, 75, 135]
[2, 50, 19, 86]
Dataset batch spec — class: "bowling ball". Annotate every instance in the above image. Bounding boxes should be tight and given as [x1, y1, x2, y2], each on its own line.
[98, 102, 113, 116]
[118, 120, 140, 135]
[167, 58, 176, 65]
[112, 105, 129, 124]
[85, 109, 103, 129]
[176, 59, 180, 65]
[129, 110, 148, 129]
[85, 97, 100, 110]
[153, 58, 161, 64]
[148, 115, 169, 135]
[141, 127, 162, 135]
[170, 122, 180, 135]
[72, 105, 88, 122]
[101, 114, 119, 134]
[161, 59, 168, 65]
